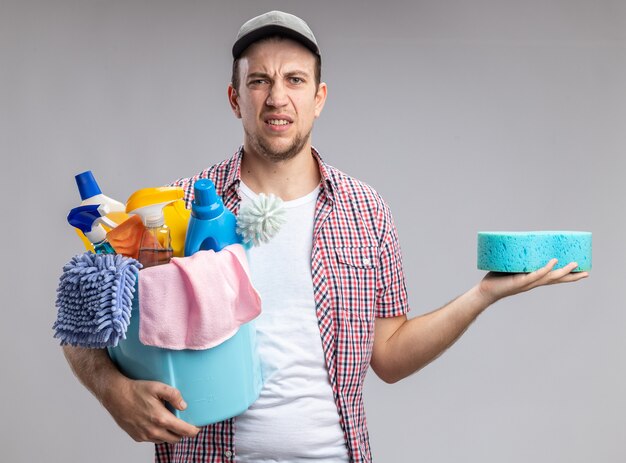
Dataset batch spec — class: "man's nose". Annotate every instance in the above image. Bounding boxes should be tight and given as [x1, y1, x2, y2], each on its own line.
[265, 82, 289, 107]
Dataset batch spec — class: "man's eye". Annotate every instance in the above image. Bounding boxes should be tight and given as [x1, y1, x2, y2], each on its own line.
[250, 79, 267, 85]
[290, 77, 303, 84]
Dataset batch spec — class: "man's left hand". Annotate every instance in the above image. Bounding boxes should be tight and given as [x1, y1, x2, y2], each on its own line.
[478, 258, 589, 305]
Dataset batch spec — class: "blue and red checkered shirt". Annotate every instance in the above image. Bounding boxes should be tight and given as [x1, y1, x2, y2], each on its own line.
[155, 147, 410, 463]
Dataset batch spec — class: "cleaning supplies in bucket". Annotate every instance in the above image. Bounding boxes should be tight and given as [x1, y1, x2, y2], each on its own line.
[108, 179, 278, 426]
[58, 170, 287, 425]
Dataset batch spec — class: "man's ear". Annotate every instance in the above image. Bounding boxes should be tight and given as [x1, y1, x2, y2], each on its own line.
[228, 84, 241, 119]
[314, 82, 328, 119]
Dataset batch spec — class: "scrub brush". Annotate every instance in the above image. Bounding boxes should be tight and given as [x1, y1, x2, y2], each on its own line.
[237, 193, 286, 246]
[53, 253, 141, 348]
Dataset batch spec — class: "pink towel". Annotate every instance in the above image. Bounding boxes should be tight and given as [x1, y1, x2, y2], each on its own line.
[138, 244, 262, 350]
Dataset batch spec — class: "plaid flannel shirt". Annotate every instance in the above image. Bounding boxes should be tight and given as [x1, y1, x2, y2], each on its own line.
[155, 146, 410, 463]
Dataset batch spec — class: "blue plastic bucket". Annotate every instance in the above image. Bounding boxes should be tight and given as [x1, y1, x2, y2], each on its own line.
[108, 286, 263, 426]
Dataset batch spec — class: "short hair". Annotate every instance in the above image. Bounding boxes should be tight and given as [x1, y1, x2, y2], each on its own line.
[231, 35, 322, 92]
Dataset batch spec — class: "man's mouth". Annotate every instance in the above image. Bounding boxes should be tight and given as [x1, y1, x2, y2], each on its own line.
[264, 115, 294, 127]
[267, 119, 291, 126]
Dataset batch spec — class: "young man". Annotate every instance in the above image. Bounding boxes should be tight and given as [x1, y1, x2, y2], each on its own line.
[63, 11, 588, 462]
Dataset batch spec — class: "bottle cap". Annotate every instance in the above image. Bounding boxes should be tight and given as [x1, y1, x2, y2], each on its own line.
[75, 170, 102, 200]
[192, 179, 224, 220]
[145, 215, 165, 228]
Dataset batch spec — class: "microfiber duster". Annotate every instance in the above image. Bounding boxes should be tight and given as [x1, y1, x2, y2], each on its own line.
[477, 231, 592, 273]
[53, 252, 142, 348]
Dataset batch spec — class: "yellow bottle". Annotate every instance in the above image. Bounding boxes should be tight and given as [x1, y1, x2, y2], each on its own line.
[163, 199, 191, 257]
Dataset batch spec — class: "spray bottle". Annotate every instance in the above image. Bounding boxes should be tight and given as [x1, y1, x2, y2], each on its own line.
[126, 187, 184, 268]
[73, 170, 129, 251]
[67, 204, 116, 254]
[75, 170, 127, 227]
[184, 179, 241, 256]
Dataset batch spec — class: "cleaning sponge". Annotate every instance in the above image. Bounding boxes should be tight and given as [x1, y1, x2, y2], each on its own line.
[477, 231, 592, 273]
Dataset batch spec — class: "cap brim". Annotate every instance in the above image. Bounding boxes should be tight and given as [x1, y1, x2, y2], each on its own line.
[232, 24, 320, 58]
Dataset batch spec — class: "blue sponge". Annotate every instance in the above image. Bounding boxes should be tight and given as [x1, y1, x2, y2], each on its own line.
[477, 231, 592, 273]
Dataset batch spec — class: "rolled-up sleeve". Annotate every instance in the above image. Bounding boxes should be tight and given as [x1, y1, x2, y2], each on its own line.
[375, 204, 410, 318]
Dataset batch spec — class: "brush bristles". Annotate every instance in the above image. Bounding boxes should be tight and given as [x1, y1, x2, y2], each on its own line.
[237, 193, 286, 247]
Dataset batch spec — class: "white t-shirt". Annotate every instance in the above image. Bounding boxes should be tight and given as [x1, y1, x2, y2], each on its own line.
[234, 181, 349, 462]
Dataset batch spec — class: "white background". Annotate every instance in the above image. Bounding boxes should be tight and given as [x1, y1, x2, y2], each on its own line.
[2, 1, 625, 461]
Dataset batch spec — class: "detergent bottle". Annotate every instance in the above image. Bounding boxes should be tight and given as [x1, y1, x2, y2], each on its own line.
[67, 204, 116, 254]
[184, 178, 241, 255]
[126, 187, 184, 268]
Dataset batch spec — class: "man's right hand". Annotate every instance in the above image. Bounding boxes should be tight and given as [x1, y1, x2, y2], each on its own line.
[102, 377, 201, 444]
[62, 346, 201, 444]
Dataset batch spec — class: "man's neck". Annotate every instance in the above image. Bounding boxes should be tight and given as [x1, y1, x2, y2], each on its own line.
[240, 144, 321, 201]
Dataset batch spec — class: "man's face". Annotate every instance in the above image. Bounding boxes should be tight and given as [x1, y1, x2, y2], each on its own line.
[228, 38, 327, 162]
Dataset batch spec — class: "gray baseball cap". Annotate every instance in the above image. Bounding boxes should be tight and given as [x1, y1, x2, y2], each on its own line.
[232, 11, 320, 59]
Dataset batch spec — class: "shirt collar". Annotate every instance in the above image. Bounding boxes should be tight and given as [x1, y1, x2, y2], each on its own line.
[223, 145, 336, 203]
[311, 146, 336, 203]
[221, 146, 244, 198]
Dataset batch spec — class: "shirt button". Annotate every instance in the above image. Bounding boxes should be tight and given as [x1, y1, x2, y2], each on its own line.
[224, 450, 233, 459]
[363, 258, 371, 266]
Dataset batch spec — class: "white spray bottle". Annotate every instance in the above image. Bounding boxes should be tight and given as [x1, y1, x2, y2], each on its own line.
[75, 170, 127, 227]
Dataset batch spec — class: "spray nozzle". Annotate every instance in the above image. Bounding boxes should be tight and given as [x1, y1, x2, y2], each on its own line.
[126, 187, 184, 228]
[67, 204, 111, 244]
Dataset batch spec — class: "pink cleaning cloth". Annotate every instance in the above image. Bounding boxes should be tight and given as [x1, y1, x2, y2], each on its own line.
[138, 244, 261, 350]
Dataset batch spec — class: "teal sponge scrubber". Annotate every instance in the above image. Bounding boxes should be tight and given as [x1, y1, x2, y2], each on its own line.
[477, 231, 592, 273]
